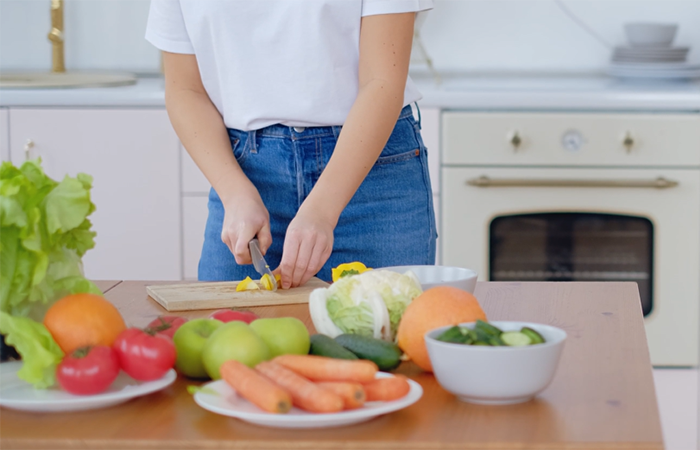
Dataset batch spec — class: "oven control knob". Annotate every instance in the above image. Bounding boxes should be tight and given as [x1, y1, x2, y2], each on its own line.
[562, 130, 584, 151]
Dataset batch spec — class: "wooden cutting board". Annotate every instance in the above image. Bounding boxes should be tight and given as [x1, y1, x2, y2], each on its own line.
[146, 277, 329, 312]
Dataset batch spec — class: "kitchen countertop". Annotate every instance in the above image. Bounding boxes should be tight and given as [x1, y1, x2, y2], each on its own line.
[1, 71, 700, 111]
[0, 281, 663, 450]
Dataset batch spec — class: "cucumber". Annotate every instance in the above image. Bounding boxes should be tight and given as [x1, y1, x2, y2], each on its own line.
[334, 334, 402, 371]
[309, 334, 358, 360]
[501, 332, 532, 347]
[475, 319, 504, 337]
[520, 327, 546, 344]
[436, 326, 468, 344]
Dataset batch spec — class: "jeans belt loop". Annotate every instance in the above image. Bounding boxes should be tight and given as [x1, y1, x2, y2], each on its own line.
[248, 129, 258, 154]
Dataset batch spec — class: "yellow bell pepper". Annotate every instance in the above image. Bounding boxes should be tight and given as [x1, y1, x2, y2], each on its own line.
[260, 273, 275, 291]
[331, 262, 372, 282]
[235, 276, 260, 292]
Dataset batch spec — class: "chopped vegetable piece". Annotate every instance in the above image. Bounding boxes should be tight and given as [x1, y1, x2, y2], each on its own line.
[260, 274, 275, 291]
[520, 327, 546, 344]
[501, 332, 532, 347]
[235, 276, 260, 292]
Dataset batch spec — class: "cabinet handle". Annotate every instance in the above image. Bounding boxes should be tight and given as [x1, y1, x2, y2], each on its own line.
[24, 139, 34, 160]
[466, 175, 679, 189]
[507, 130, 522, 151]
[623, 132, 634, 153]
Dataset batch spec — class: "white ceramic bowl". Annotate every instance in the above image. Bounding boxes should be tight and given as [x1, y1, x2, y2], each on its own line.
[425, 321, 566, 405]
[378, 265, 478, 293]
[624, 22, 678, 48]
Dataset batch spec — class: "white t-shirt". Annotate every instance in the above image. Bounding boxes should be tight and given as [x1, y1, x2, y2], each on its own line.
[146, 0, 433, 131]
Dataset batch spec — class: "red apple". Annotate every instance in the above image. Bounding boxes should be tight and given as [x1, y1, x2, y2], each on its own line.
[146, 315, 188, 339]
[208, 309, 259, 324]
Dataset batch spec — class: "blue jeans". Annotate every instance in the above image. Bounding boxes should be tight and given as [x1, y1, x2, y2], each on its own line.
[198, 105, 437, 282]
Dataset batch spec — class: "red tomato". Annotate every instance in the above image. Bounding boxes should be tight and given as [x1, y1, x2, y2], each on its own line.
[56, 346, 120, 395]
[209, 309, 259, 324]
[112, 328, 176, 381]
[146, 315, 188, 339]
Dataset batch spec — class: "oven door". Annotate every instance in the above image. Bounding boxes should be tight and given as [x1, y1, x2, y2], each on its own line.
[442, 167, 700, 366]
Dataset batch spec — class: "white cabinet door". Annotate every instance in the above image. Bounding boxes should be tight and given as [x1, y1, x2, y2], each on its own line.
[182, 195, 209, 280]
[9, 108, 182, 281]
[0, 108, 8, 162]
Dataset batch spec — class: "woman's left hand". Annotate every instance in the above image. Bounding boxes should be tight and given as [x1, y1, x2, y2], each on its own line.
[277, 207, 335, 289]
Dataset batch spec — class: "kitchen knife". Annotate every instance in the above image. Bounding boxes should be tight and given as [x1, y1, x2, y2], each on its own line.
[249, 238, 278, 291]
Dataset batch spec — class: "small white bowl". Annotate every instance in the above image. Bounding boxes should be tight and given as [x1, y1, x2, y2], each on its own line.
[425, 321, 567, 405]
[378, 265, 478, 293]
[624, 22, 678, 48]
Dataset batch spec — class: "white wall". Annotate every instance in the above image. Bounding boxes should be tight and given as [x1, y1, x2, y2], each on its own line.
[1, 0, 698, 73]
[419, 0, 700, 73]
[0, 0, 158, 73]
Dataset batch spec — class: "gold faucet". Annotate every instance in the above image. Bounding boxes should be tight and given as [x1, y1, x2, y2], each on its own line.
[48, 0, 65, 73]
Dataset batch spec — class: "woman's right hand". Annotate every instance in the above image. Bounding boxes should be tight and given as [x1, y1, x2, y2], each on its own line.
[220, 187, 272, 265]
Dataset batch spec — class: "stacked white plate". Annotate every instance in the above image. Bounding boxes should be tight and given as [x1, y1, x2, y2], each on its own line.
[608, 23, 699, 80]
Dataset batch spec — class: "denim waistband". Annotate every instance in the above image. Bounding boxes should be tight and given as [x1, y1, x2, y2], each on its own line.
[233, 105, 415, 141]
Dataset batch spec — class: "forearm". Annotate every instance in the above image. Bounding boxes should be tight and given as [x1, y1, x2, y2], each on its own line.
[165, 89, 255, 204]
[300, 80, 405, 224]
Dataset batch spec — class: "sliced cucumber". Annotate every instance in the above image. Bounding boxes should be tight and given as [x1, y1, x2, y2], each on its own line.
[475, 319, 504, 337]
[501, 332, 532, 347]
[436, 326, 467, 343]
[520, 327, 545, 344]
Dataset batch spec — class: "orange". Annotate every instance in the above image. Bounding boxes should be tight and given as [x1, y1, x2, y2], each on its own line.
[397, 286, 486, 372]
[43, 293, 127, 354]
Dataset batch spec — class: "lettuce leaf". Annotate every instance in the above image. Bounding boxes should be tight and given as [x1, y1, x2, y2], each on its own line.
[1, 161, 100, 316]
[0, 312, 64, 389]
[0, 159, 100, 388]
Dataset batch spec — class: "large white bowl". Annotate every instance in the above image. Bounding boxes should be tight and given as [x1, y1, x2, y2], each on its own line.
[425, 321, 566, 405]
[624, 22, 678, 48]
[379, 265, 477, 293]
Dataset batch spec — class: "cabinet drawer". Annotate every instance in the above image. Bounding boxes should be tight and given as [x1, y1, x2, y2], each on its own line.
[442, 112, 700, 167]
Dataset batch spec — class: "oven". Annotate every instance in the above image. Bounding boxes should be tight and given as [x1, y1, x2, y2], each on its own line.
[441, 112, 700, 366]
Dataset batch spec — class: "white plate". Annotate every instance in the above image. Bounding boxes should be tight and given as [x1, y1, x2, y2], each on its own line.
[0, 361, 177, 412]
[194, 372, 423, 429]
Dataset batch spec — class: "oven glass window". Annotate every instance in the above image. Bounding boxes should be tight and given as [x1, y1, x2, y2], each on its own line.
[489, 213, 653, 316]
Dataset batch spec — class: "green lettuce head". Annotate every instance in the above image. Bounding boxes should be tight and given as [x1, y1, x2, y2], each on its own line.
[0, 159, 101, 388]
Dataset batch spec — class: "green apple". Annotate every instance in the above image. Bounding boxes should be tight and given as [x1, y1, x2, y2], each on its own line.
[249, 317, 310, 358]
[172, 318, 224, 379]
[201, 321, 271, 380]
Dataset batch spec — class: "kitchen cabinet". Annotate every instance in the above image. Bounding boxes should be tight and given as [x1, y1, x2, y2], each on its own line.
[182, 195, 208, 280]
[8, 108, 181, 281]
[0, 108, 8, 162]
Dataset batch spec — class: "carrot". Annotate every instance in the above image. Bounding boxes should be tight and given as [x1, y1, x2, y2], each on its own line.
[273, 354, 378, 383]
[219, 360, 292, 414]
[317, 382, 366, 410]
[256, 361, 344, 413]
[362, 375, 411, 402]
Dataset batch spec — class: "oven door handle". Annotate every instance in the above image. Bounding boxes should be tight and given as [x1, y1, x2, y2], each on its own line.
[466, 176, 679, 189]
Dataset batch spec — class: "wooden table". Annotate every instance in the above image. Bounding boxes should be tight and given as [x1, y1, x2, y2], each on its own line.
[1, 281, 664, 450]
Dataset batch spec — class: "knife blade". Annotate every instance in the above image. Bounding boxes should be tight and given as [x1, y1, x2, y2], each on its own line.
[249, 238, 278, 291]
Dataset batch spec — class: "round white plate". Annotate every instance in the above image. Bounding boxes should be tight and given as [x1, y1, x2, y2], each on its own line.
[194, 372, 423, 429]
[0, 361, 176, 412]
